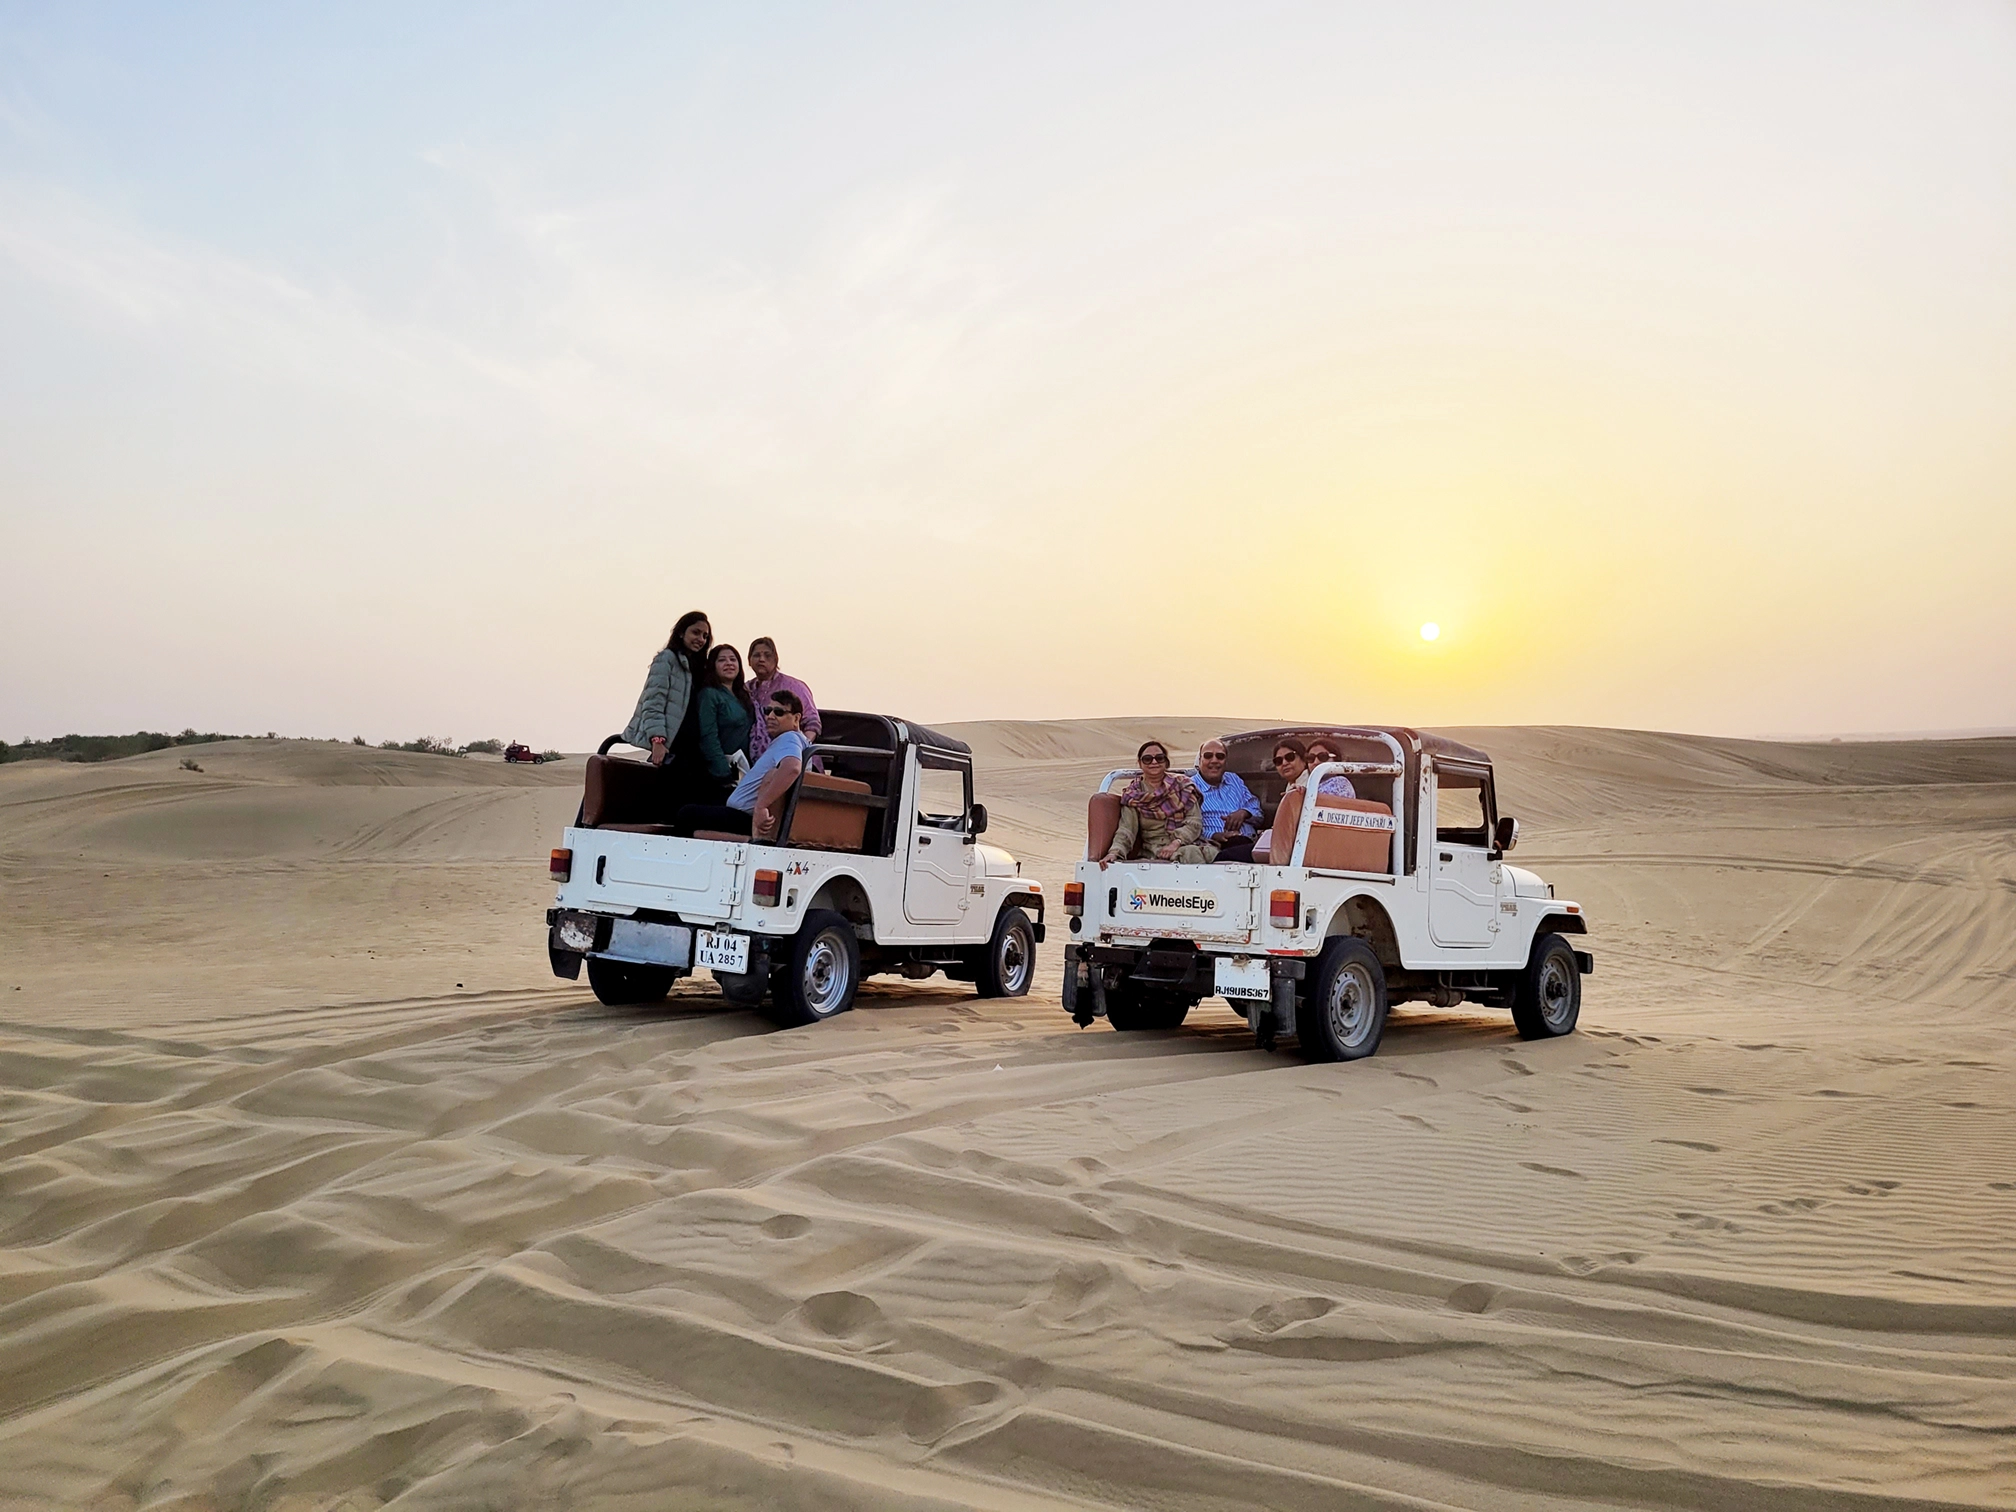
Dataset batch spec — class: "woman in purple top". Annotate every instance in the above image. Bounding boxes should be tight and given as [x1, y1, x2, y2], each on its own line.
[746, 637, 822, 759]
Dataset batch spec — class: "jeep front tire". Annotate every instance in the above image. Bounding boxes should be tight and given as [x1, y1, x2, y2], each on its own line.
[1512, 932, 1580, 1040]
[974, 906, 1036, 998]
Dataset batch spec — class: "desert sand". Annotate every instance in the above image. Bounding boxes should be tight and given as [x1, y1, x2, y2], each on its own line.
[2, 722, 2013, 1510]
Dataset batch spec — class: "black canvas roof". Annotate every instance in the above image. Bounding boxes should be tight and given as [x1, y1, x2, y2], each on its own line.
[818, 710, 971, 757]
[1218, 725, 1492, 766]
[897, 720, 971, 756]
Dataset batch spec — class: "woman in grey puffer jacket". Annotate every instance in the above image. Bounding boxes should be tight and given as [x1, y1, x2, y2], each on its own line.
[623, 612, 712, 800]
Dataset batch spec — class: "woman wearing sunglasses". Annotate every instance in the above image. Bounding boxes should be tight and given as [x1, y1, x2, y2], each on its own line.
[1250, 738, 1311, 860]
[1098, 740, 1206, 868]
[1304, 738, 1359, 801]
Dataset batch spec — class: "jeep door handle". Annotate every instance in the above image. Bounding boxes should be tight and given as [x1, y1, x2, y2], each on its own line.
[917, 836, 931, 846]
[1439, 852, 1453, 863]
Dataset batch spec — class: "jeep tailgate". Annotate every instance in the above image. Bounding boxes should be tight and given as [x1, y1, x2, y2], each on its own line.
[560, 828, 744, 923]
[1093, 863, 1257, 945]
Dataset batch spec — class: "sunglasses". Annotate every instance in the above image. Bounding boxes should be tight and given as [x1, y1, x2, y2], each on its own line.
[1273, 753, 1302, 767]
[1140, 753, 1169, 765]
[764, 706, 790, 717]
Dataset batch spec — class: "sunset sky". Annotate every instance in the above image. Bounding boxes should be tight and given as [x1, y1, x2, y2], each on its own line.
[3, 3, 2012, 747]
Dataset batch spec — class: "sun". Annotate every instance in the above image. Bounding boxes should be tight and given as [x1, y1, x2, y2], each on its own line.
[1419, 622, 1440, 642]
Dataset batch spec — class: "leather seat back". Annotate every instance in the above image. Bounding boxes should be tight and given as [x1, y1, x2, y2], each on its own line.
[1088, 791, 1122, 860]
[1270, 786, 1395, 871]
[582, 753, 660, 828]
[786, 770, 872, 851]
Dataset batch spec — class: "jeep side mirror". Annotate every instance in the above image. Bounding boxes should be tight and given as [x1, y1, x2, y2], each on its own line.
[968, 803, 989, 837]
[1493, 815, 1519, 854]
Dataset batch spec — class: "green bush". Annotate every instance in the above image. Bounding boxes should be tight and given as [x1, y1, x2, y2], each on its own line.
[0, 730, 248, 765]
[461, 739, 504, 755]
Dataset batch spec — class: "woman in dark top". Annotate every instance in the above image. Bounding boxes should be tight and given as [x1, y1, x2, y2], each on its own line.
[695, 643, 756, 802]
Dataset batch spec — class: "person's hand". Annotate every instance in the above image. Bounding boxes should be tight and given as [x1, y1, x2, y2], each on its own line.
[1155, 841, 1180, 860]
[648, 737, 668, 767]
[753, 809, 778, 840]
[1098, 853, 1116, 870]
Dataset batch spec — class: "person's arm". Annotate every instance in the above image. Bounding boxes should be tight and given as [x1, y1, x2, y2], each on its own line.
[1165, 798, 1203, 855]
[1100, 807, 1140, 869]
[791, 676, 821, 743]
[749, 755, 803, 839]
[1236, 775, 1263, 832]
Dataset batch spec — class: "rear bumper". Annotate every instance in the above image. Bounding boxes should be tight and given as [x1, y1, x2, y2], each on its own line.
[1062, 940, 1306, 1021]
[546, 907, 713, 979]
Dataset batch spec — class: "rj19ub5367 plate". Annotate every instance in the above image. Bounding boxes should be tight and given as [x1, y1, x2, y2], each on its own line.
[1213, 955, 1272, 1001]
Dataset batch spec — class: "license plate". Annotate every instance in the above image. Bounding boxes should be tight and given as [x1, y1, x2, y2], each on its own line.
[695, 929, 751, 974]
[1214, 955, 1272, 1001]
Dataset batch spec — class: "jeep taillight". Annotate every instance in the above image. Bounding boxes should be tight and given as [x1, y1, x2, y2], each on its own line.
[550, 848, 572, 881]
[1269, 889, 1300, 926]
[753, 869, 782, 907]
[1063, 882, 1084, 916]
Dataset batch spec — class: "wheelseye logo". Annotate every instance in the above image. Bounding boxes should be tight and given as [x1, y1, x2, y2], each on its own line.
[1125, 887, 1219, 916]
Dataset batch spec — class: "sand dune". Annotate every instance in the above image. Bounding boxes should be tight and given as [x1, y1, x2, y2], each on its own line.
[2, 726, 2013, 1508]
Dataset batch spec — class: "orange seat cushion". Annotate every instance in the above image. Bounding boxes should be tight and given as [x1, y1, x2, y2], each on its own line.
[1088, 792, 1122, 859]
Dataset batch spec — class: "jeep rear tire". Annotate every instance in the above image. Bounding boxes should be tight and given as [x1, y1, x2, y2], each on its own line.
[974, 907, 1036, 998]
[1512, 932, 1580, 1040]
[1298, 938, 1387, 1062]
[1105, 980, 1192, 1031]
[586, 958, 675, 1007]
[714, 962, 769, 1008]
[770, 910, 861, 1027]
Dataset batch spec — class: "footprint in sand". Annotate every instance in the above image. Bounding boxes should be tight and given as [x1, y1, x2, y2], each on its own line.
[1655, 1138, 1720, 1152]
[1247, 1296, 1335, 1334]
[1521, 1162, 1586, 1180]
[1501, 1059, 1535, 1077]
[761, 1213, 812, 1238]
[1393, 1113, 1438, 1131]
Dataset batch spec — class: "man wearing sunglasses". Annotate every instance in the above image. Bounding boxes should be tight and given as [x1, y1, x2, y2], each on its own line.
[1192, 738, 1262, 864]
[674, 689, 809, 841]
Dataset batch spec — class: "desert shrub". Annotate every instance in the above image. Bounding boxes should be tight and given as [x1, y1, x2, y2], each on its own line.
[179, 757, 203, 772]
[461, 739, 504, 755]
[0, 730, 248, 764]
[380, 736, 461, 756]
[539, 750, 566, 763]
[352, 736, 367, 746]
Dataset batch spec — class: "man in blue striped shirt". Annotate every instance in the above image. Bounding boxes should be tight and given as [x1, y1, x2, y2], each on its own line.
[1192, 739, 1262, 862]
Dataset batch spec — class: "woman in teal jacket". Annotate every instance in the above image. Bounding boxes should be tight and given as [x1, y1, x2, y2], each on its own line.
[695, 643, 756, 802]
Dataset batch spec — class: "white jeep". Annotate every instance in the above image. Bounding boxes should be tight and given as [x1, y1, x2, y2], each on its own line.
[1061, 726, 1592, 1058]
[546, 712, 1043, 1025]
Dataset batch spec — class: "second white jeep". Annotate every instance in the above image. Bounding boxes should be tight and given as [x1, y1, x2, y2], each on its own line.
[1061, 726, 1591, 1059]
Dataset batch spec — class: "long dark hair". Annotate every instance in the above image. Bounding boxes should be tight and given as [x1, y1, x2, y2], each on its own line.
[666, 610, 712, 668]
[705, 643, 755, 718]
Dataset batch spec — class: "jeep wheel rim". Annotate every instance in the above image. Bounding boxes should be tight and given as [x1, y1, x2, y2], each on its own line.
[1539, 955, 1575, 1029]
[802, 933, 851, 1016]
[999, 927, 1031, 993]
[1327, 961, 1377, 1049]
